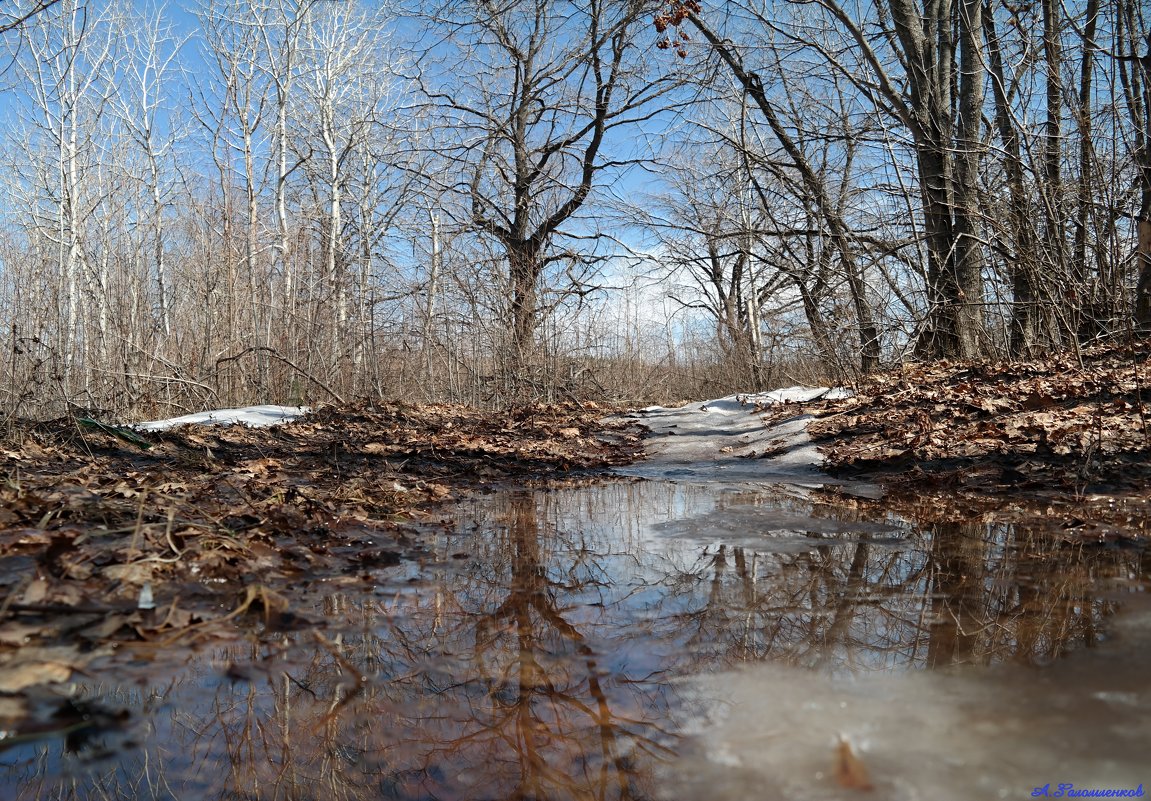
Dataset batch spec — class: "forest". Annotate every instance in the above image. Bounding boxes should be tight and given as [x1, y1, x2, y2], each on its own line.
[0, 0, 1148, 418]
[2, 3, 1151, 796]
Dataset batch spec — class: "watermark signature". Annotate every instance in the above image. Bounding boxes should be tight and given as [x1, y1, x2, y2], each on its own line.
[1033, 784, 1144, 798]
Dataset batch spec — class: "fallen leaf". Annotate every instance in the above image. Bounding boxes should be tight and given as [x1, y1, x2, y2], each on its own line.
[0, 660, 72, 692]
[20, 580, 48, 605]
[80, 614, 135, 641]
[102, 562, 156, 585]
[834, 735, 874, 791]
[0, 622, 48, 646]
[0, 696, 27, 724]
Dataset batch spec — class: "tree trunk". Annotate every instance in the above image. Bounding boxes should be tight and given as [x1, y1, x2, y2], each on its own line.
[1073, 0, 1100, 338]
[877, 0, 987, 358]
[951, 0, 988, 358]
[985, 5, 1044, 355]
[1132, 34, 1151, 331]
[913, 144, 963, 357]
[846, 260, 882, 372]
[787, 269, 842, 373]
[1040, 0, 1068, 303]
[507, 242, 544, 387]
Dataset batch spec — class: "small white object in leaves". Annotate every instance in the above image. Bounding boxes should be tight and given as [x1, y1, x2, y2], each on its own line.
[133, 405, 310, 432]
[137, 582, 155, 611]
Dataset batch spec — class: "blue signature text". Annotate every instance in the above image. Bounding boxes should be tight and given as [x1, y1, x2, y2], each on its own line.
[1033, 784, 1144, 798]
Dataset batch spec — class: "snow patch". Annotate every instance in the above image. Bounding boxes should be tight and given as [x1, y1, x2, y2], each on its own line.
[641, 387, 850, 416]
[134, 405, 310, 432]
[617, 386, 870, 488]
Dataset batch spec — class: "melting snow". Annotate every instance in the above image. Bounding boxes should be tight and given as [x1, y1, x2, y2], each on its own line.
[617, 387, 869, 488]
[665, 597, 1151, 801]
[133, 405, 310, 432]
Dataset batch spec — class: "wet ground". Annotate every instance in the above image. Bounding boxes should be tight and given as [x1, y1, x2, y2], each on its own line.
[2, 477, 1148, 800]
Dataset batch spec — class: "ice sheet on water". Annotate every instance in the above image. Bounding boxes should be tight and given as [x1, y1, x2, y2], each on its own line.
[665, 597, 1151, 801]
[133, 405, 310, 432]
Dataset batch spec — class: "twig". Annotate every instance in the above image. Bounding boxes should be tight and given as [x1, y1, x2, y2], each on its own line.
[215, 346, 346, 404]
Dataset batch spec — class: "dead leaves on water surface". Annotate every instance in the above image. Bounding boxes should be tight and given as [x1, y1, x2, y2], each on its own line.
[0, 400, 644, 697]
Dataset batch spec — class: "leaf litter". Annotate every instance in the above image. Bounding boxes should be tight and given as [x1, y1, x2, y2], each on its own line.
[0, 400, 645, 745]
[756, 341, 1151, 546]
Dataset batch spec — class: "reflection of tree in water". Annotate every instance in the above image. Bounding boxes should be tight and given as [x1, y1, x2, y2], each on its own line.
[213, 490, 677, 801]
[14, 490, 675, 801]
[632, 485, 1143, 671]
[12, 482, 1149, 800]
[923, 520, 1124, 667]
[462, 491, 670, 801]
[352, 489, 676, 801]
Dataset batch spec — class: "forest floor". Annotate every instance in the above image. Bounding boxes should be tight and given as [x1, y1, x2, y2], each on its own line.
[2, 340, 1150, 729]
[0, 401, 645, 708]
[758, 339, 1151, 545]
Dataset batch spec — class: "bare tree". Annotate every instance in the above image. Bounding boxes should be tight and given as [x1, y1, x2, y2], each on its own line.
[654, 6, 883, 372]
[253, 0, 314, 323]
[641, 142, 791, 390]
[294, 1, 397, 374]
[1123, 7, 1151, 329]
[419, 0, 679, 396]
[113, 5, 188, 344]
[0, 0, 64, 37]
[5, 0, 120, 393]
[661, 0, 989, 358]
[191, 0, 275, 384]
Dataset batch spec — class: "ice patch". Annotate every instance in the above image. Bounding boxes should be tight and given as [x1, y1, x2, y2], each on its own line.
[134, 405, 310, 432]
[665, 601, 1151, 800]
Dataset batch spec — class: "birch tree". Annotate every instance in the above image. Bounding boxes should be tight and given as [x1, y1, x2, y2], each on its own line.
[1122, 3, 1151, 329]
[113, 5, 187, 344]
[193, 0, 275, 374]
[0, 1, 64, 37]
[295, 1, 396, 368]
[6, 0, 120, 390]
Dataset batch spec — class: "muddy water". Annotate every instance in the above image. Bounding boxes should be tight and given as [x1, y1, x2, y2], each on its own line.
[2, 480, 1149, 800]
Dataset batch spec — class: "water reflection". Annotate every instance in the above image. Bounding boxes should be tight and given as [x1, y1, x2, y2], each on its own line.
[2, 481, 1147, 800]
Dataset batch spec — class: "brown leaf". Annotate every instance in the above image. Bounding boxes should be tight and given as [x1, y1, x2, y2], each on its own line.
[0, 621, 49, 646]
[102, 562, 156, 585]
[0, 646, 88, 692]
[21, 579, 48, 605]
[0, 696, 27, 725]
[834, 736, 874, 791]
[1021, 392, 1057, 411]
[80, 614, 135, 641]
[0, 662, 72, 692]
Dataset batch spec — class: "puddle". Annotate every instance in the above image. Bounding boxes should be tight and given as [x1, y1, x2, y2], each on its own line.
[2, 479, 1149, 800]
